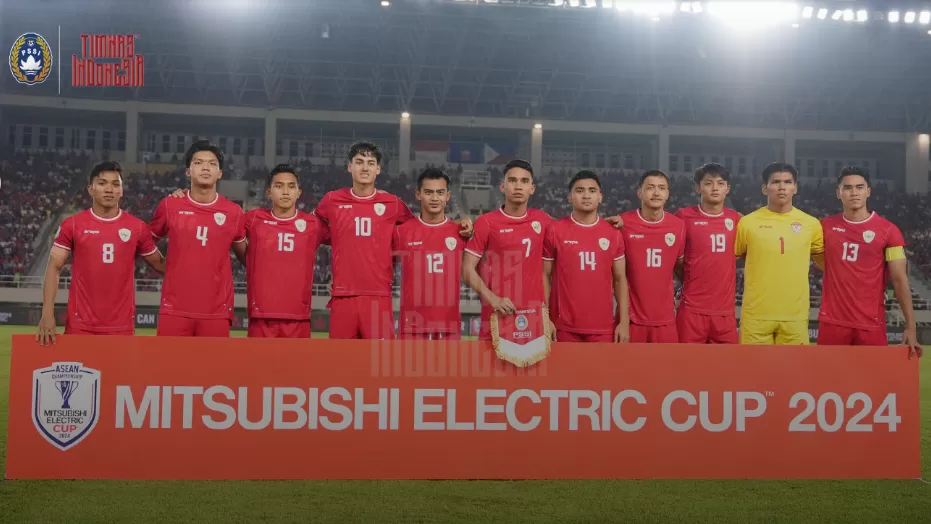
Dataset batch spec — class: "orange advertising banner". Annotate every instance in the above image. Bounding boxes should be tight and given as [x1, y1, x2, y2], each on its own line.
[4, 335, 920, 480]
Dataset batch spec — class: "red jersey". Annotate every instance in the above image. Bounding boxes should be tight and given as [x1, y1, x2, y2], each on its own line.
[465, 208, 554, 319]
[542, 216, 625, 335]
[675, 205, 741, 315]
[245, 209, 328, 321]
[819, 212, 906, 331]
[393, 217, 465, 334]
[149, 193, 246, 320]
[53, 209, 158, 332]
[313, 188, 414, 297]
[620, 210, 686, 326]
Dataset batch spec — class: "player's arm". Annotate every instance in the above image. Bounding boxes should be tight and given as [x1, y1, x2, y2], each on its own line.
[541, 224, 557, 304]
[734, 217, 748, 258]
[230, 210, 248, 265]
[137, 222, 165, 273]
[810, 220, 825, 271]
[613, 257, 630, 343]
[463, 253, 515, 315]
[149, 198, 170, 250]
[37, 246, 69, 346]
[673, 257, 685, 281]
[885, 234, 922, 357]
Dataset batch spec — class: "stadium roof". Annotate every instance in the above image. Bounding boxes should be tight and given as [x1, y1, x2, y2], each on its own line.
[4, 0, 931, 133]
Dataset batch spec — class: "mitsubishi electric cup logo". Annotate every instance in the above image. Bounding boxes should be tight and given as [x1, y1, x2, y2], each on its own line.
[32, 362, 101, 451]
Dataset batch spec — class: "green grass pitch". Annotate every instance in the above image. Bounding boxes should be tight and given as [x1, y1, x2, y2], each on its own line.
[1, 325, 930, 523]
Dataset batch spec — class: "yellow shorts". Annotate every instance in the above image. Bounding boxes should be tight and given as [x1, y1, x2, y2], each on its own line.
[739, 317, 809, 345]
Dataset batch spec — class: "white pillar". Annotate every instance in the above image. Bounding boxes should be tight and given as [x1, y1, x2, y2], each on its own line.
[399, 113, 411, 176]
[530, 125, 543, 174]
[784, 131, 796, 165]
[264, 114, 277, 168]
[905, 133, 930, 195]
[658, 127, 670, 173]
[124, 106, 139, 164]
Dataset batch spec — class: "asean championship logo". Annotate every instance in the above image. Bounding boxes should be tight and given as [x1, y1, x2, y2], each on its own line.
[10, 33, 53, 85]
[32, 362, 101, 451]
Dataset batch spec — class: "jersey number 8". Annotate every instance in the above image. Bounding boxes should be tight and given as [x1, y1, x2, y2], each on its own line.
[102, 243, 114, 264]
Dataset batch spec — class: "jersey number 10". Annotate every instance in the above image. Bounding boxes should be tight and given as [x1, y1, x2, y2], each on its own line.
[355, 217, 372, 237]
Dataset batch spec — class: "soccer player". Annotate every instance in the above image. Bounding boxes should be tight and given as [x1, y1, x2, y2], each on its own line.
[244, 164, 328, 338]
[735, 162, 824, 345]
[675, 163, 742, 344]
[542, 171, 628, 343]
[37, 161, 165, 345]
[619, 170, 686, 343]
[463, 159, 554, 341]
[150, 140, 247, 337]
[393, 168, 466, 340]
[818, 166, 922, 357]
[314, 141, 472, 340]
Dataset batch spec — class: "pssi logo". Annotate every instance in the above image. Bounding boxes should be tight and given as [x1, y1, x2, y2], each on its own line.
[9, 32, 53, 85]
[32, 362, 101, 451]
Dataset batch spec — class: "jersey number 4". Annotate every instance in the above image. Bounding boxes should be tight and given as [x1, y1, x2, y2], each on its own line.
[196, 226, 208, 247]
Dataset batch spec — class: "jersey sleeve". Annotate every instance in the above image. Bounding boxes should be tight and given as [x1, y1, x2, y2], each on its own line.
[541, 223, 557, 261]
[149, 198, 169, 239]
[313, 193, 331, 224]
[676, 221, 687, 259]
[232, 208, 247, 244]
[734, 216, 749, 257]
[136, 221, 159, 257]
[396, 199, 415, 225]
[885, 222, 907, 262]
[391, 225, 402, 253]
[52, 217, 74, 251]
[315, 218, 331, 247]
[612, 229, 626, 260]
[464, 215, 490, 258]
[810, 218, 824, 255]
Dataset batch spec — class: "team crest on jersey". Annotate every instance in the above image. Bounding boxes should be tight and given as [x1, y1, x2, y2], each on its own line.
[374, 203, 386, 216]
[445, 237, 457, 251]
[598, 237, 610, 251]
[725, 218, 734, 231]
[531, 221, 542, 234]
[32, 362, 101, 451]
[295, 219, 306, 233]
[665, 233, 676, 246]
[863, 230, 875, 243]
[791, 222, 802, 234]
[214, 212, 226, 226]
[118, 228, 131, 242]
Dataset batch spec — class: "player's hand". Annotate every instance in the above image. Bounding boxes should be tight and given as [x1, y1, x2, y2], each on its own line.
[491, 295, 517, 316]
[545, 318, 557, 341]
[36, 314, 57, 346]
[902, 326, 923, 359]
[605, 214, 624, 230]
[457, 217, 474, 238]
[614, 322, 630, 343]
[170, 188, 187, 198]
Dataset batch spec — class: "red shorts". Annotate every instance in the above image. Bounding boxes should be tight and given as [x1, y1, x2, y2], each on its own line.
[556, 330, 613, 343]
[817, 322, 888, 346]
[629, 323, 678, 344]
[64, 325, 134, 336]
[398, 332, 461, 341]
[328, 296, 395, 340]
[676, 308, 739, 344]
[248, 318, 311, 338]
[156, 315, 231, 337]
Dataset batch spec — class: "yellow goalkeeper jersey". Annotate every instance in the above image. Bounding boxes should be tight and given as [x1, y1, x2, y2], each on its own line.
[735, 207, 824, 321]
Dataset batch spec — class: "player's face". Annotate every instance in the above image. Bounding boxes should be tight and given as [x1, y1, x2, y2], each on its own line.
[697, 174, 730, 206]
[500, 168, 535, 205]
[348, 153, 381, 186]
[88, 171, 123, 209]
[568, 179, 602, 212]
[837, 174, 871, 212]
[416, 178, 450, 215]
[762, 171, 797, 207]
[267, 172, 302, 211]
[187, 151, 222, 188]
[637, 175, 669, 210]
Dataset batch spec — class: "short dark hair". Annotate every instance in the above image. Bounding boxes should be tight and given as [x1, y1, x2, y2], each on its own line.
[184, 140, 225, 171]
[267, 164, 300, 188]
[837, 166, 871, 188]
[639, 169, 670, 187]
[88, 160, 123, 186]
[694, 163, 730, 184]
[347, 141, 383, 164]
[568, 170, 601, 191]
[417, 167, 450, 190]
[503, 159, 534, 179]
[761, 162, 798, 184]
